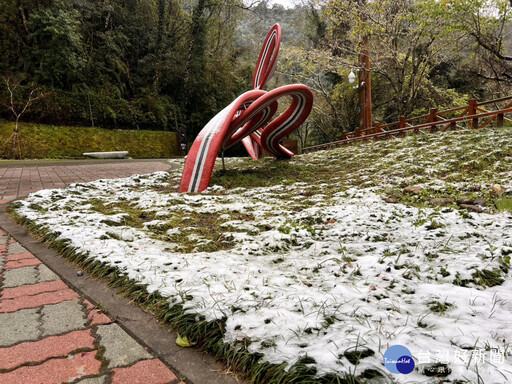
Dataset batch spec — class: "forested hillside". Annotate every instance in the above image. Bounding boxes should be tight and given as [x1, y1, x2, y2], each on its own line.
[1, 0, 252, 134]
[1, 0, 511, 147]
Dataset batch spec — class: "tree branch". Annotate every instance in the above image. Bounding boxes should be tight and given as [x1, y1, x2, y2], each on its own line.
[470, 32, 512, 61]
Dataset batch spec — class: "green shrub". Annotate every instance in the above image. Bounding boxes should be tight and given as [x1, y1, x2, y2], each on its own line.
[0, 88, 184, 132]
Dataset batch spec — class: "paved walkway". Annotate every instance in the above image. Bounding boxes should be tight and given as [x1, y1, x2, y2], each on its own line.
[0, 160, 242, 384]
[0, 160, 172, 204]
[0, 229, 182, 384]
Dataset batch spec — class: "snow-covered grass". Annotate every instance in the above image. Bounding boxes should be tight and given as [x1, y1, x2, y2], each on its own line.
[11, 126, 512, 383]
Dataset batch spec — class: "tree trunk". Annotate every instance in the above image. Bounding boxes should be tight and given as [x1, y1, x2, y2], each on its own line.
[18, 0, 29, 34]
[153, 0, 167, 91]
[12, 118, 20, 159]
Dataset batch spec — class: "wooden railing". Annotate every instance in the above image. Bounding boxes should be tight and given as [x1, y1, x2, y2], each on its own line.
[303, 96, 512, 153]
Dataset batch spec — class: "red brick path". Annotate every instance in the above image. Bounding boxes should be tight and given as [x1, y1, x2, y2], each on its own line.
[0, 160, 172, 204]
[0, 231, 182, 384]
[0, 330, 96, 371]
[0, 160, 183, 383]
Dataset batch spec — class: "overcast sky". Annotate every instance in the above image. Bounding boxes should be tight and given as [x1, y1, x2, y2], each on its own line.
[262, 0, 304, 8]
[269, 0, 296, 7]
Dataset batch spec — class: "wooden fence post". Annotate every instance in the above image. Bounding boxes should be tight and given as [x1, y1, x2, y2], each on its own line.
[429, 108, 438, 133]
[374, 122, 382, 141]
[468, 99, 478, 129]
[399, 116, 406, 137]
[497, 113, 504, 127]
[375, 122, 381, 141]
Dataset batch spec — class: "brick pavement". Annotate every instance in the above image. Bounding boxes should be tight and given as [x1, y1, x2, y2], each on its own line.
[0, 159, 243, 384]
[0, 160, 172, 205]
[0, 228, 184, 384]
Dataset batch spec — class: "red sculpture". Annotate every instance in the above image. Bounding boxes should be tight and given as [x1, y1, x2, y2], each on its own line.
[179, 24, 314, 193]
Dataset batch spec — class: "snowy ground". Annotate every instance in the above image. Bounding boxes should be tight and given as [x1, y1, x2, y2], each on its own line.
[12, 127, 512, 383]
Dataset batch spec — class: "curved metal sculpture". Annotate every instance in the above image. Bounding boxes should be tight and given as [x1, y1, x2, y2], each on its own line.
[179, 24, 313, 193]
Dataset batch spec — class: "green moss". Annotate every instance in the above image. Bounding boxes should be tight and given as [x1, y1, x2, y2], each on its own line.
[86, 198, 236, 252]
[88, 199, 156, 227]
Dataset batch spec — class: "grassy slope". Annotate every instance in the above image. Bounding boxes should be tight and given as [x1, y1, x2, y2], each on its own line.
[210, 125, 511, 205]
[9, 125, 512, 384]
[0, 120, 178, 159]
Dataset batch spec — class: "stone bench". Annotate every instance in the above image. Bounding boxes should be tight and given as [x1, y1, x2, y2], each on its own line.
[83, 151, 129, 159]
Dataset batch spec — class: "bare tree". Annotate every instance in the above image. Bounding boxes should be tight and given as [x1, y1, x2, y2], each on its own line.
[463, 2, 512, 84]
[3, 77, 46, 158]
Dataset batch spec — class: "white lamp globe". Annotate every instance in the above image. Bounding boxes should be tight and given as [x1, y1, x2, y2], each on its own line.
[348, 70, 356, 84]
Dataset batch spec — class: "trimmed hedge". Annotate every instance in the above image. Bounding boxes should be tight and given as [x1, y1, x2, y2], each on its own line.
[0, 120, 178, 159]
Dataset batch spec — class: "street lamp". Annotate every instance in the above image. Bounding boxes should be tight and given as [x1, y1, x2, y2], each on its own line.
[348, 70, 356, 84]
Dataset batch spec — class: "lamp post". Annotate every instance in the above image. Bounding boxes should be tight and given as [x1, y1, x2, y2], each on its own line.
[348, 64, 373, 137]
[357, 35, 372, 135]
[349, 0, 373, 136]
